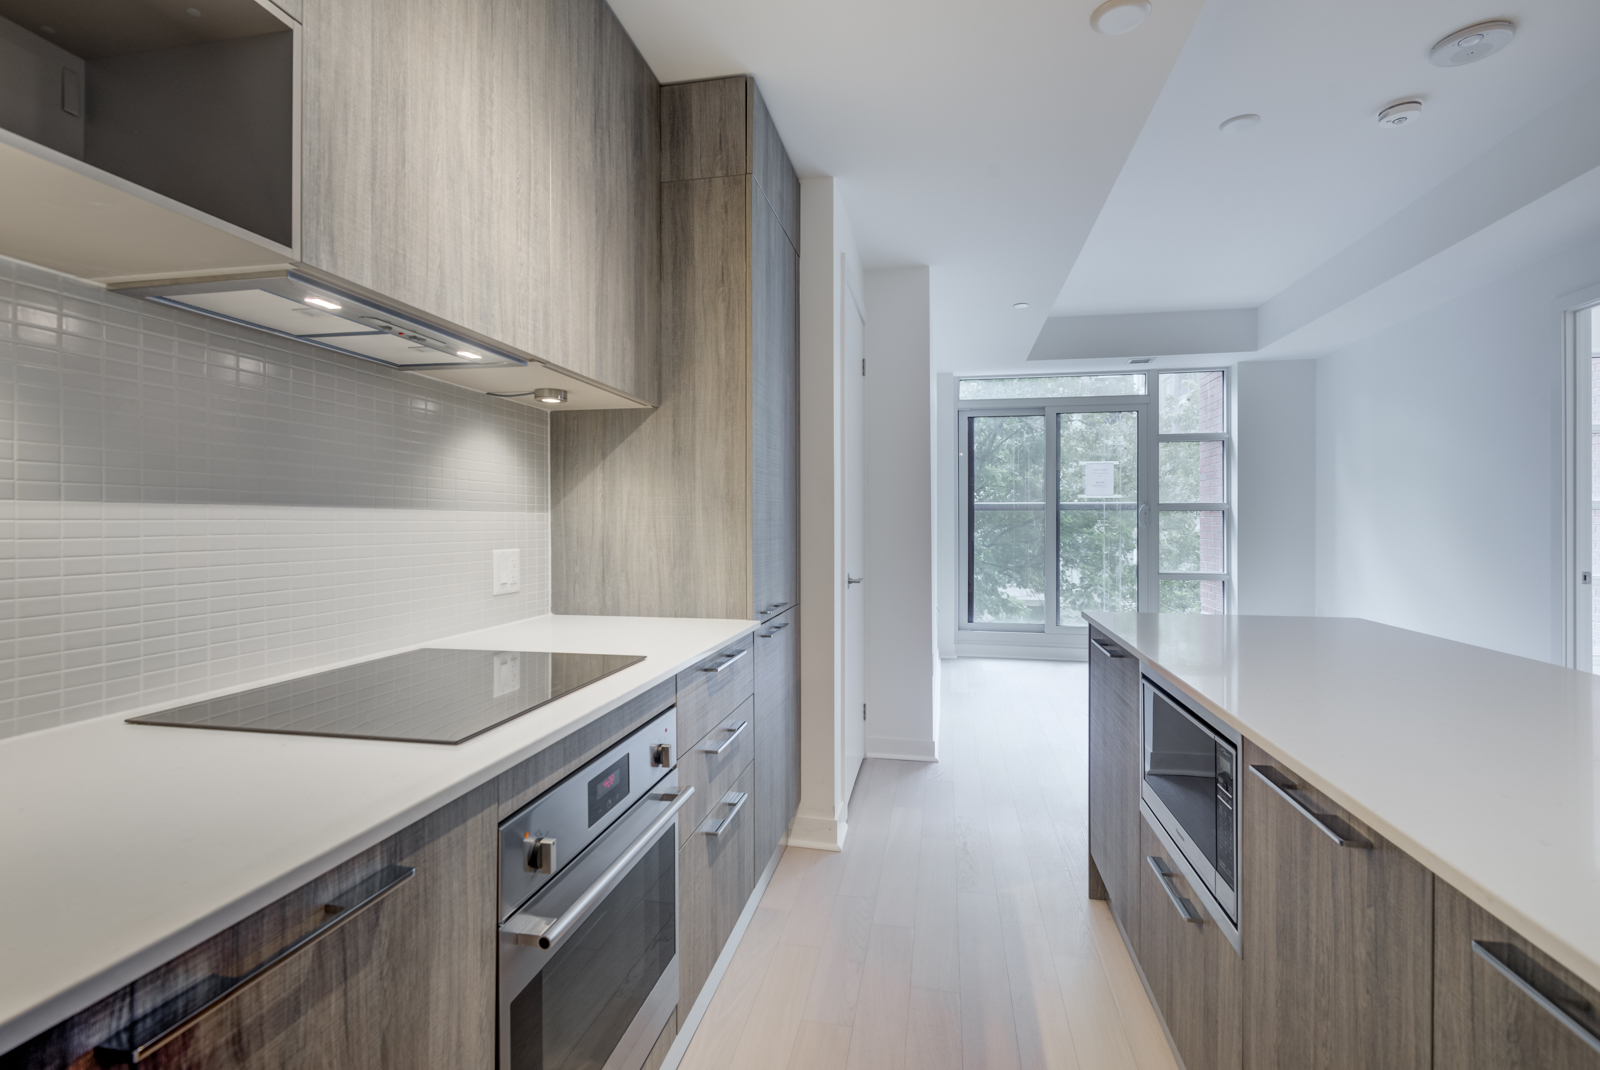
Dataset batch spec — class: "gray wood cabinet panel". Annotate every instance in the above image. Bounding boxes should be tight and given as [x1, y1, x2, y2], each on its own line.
[5, 786, 497, 1070]
[1240, 739, 1432, 1070]
[751, 190, 798, 618]
[676, 636, 757, 751]
[749, 80, 799, 255]
[753, 607, 799, 869]
[678, 694, 756, 848]
[496, 678, 676, 819]
[679, 761, 756, 1012]
[551, 172, 753, 618]
[1087, 625, 1141, 948]
[660, 77, 748, 182]
[1435, 879, 1600, 1069]
[1138, 812, 1242, 1070]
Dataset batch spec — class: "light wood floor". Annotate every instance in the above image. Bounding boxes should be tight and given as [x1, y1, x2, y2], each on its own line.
[676, 657, 1179, 1070]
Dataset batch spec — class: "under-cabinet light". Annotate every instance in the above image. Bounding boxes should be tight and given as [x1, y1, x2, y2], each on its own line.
[305, 296, 342, 311]
[533, 388, 567, 404]
[456, 350, 483, 360]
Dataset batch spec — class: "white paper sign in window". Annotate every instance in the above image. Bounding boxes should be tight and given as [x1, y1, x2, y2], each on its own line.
[1082, 461, 1116, 498]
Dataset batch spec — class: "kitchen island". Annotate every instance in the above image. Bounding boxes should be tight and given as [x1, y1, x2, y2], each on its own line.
[1085, 611, 1600, 1070]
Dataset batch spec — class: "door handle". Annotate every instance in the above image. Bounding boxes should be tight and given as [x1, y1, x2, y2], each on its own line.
[1147, 856, 1202, 925]
[847, 574, 863, 586]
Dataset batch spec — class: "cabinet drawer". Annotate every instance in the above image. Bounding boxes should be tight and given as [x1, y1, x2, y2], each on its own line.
[678, 694, 755, 849]
[753, 608, 798, 869]
[678, 762, 757, 1012]
[677, 635, 755, 748]
[1435, 879, 1600, 1069]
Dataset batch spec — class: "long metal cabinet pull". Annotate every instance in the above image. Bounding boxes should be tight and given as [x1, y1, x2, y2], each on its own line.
[1472, 941, 1600, 1055]
[700, 719, 749, 754]
[94, 865, 416, 1066]
[1146, 856, 1202, 924]
[701, 790, 749, 836]
[702, 649, 748, 673]
[1089, 638, 1125, 659]
[507, 786, 695, 952]
[1249, 764, 1372, 849]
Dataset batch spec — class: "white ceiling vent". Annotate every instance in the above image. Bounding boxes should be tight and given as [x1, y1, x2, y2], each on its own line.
[1429, 21, 1516, 67]
[1090, 0, 1151, 35]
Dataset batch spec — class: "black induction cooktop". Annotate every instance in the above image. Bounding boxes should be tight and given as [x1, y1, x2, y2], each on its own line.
[127, 649, 646, 744]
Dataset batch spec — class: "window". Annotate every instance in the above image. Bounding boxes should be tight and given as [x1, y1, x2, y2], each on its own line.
[959, 371, 1230, 630]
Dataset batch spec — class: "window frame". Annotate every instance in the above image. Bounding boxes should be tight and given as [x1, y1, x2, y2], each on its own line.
[956, 370, 1231, 632]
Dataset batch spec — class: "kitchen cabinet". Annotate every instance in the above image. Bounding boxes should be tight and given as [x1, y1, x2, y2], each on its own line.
[1087, 625, 1142, 947]
[677, 636, 757, 752]
[678, 762, 757, 1013]
[2, 786, 496, 1070]
[301, 0, 660, 403]
[1138, 812, 1242, 1070]
[1240, 740, 1432, 1070]
[551, 74, 800, 621]
[679, 695, 757, 849]
[753, 607, 800, 870]
[1434, 878, 1600, 1069]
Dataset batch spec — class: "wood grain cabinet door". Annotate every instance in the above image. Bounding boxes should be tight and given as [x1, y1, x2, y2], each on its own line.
[1435, 879, 1600, 1069]
[752, 607, 799, 871]
[1240, 740, 1432, 1070]
[678, 762, 757, 1013]
[1087, 626, 1141, 947]
[1138, 812, 1242, 1070]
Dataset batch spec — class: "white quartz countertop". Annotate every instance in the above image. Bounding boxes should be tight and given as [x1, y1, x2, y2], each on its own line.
[0, 613, 756, 1054]
[1084, 612, 1600, 993]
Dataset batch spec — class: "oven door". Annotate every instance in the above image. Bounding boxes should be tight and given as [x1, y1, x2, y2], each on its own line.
[499, 771, 691, 1070]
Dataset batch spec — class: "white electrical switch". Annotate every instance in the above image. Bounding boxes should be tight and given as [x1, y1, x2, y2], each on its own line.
[493, 549, 521, 595]
[493, 651, 521, 696]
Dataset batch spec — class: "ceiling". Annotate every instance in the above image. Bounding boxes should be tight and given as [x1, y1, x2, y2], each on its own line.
[1054, 0, 1600, 318]
[606, 0, 1207, 373]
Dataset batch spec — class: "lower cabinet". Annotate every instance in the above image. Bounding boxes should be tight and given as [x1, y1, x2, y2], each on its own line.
[1138, 812, 1242, 1070]
[1240, 740, 1432, 1070]
[1087, 625, 1142, 946]
[678, 762, 757, 1012]
[2, 786, 498, 1070]
[753, 607, 799, 870]
[1435, 878, 1600, 1069]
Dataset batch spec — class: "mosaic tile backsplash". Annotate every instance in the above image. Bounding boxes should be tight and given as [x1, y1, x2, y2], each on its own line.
[0, 254, 551, 740]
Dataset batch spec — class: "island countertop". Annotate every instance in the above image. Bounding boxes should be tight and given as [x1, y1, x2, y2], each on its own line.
[1083, 611, 1600, 994]
[0, 613, 755, 1055]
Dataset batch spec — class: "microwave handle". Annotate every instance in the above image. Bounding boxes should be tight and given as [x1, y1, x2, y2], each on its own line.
[503, 785, 695, 951]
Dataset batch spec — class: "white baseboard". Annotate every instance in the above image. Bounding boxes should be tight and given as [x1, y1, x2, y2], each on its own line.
[785, 813, 847, 852]
[866, 735, 938, 761]
[659, 843, 785, 1070]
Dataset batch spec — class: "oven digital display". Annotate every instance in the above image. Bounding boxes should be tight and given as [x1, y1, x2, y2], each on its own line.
[588, 755, 630, 827]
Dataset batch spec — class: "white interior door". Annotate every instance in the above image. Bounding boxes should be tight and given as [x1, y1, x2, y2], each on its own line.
[842, 280, 867, 801]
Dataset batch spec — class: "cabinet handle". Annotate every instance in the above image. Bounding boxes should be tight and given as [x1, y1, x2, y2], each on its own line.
[700, 719, 749, 755]
[701, 790, 749, 836]
[702, 649, 748, 673]
[1249, 764, 1372, 849]
[504, 786, 695, 951]
[1472, 941, 1600, 1055]
[93, 865, 416, 1066]
[769, 621, 790, 630]
[1089, 638, 1125, 659]
[1146, 856, 1202, 925]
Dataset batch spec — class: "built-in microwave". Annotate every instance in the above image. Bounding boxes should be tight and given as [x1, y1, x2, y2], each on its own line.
[1140, 672, 1241, 951]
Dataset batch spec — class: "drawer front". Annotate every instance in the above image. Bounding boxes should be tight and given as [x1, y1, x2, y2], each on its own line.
[678, 694, 755, 848]
[677, 636, 755, 749]
[753, 608, 798, 868]
[678, 761, 756, 1012]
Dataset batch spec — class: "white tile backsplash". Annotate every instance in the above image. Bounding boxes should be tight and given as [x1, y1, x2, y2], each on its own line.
[0, 255, 551, 740]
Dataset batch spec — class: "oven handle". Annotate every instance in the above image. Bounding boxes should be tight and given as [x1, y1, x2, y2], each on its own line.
[503, 786, 694, 952]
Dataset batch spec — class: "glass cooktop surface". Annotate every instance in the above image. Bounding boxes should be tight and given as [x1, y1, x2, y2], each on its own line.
[127, 649, 646, 744]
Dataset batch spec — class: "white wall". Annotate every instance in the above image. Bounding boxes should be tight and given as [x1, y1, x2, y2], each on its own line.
[864, 267, 940, 760]
[1234, 359, 1316, 615]
[1314, 229, 1600, 662]
[794, 178, 861, 849]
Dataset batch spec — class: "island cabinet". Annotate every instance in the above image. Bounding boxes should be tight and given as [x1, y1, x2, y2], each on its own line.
[1434, 879, 1600, 1069]
[0, 787, 497, 1070]
[300, 0, 661, 403]
[1138, 812, 1243, 1070]
[1239, 740, 1433, 1070]
[1087, 625, 1142, 947]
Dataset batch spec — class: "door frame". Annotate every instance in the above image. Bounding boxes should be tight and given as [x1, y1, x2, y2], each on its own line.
[1561, 286, 1600, 670]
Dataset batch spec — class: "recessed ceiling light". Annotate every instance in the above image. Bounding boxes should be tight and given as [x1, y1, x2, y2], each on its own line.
[304, 296, 341, 310]
[1430, 21, 1515, 67]
[456, 350, 483, 360]
[1219, 114, 1260, 134]
[533, 388, 568, 404]
[1090, 0, 1151, 35]
[1377, 100, 1423, 128]
[1013, 302, 1030, 310]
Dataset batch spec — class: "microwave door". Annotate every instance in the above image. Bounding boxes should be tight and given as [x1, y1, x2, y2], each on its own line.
[1145, 693, 1220, 873]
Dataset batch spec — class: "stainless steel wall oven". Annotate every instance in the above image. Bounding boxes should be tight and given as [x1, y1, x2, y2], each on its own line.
[498, 711, 689, 1070]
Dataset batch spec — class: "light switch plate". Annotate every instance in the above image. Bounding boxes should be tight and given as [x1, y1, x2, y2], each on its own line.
[493, 548, 520, 595]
